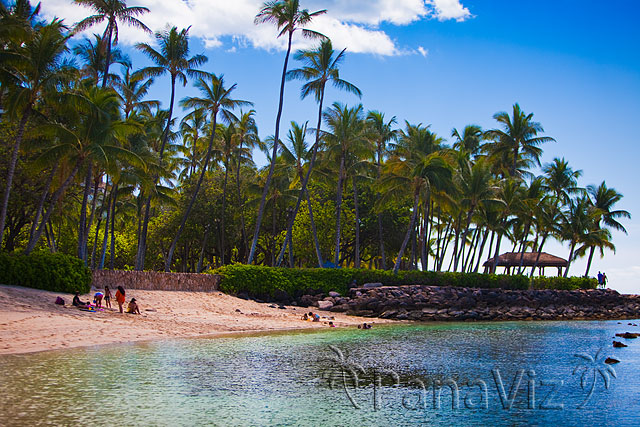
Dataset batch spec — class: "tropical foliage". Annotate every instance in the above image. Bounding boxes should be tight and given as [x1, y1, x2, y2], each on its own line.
[0, 0, 630, 281]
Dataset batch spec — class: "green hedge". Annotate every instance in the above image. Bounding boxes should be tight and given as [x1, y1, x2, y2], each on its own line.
[212, 265, 530, 300]
[532, 276, 597, 290]
[0, 253, 92, 293]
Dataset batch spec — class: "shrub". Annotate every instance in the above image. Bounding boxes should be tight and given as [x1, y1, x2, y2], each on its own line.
[212, 265, 531, 300]
[0, 252, 92, 293]
[532, 276, 597, 290]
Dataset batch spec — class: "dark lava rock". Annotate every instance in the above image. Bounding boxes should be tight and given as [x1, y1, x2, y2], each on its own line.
[605, 357, 620, 364]
[613, 341, 628, 348]
[615, 332, 639, 339]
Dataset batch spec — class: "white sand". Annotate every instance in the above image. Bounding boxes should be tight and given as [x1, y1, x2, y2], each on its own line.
[0, 284, 390, 355]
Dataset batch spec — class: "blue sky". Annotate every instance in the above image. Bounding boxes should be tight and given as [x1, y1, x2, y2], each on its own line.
[39, 0, 640, 292]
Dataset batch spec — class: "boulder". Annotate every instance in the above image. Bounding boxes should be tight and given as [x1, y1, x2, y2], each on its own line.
[317, 300, 334, 310]
[329, 291, 341, 298]
[613, 341, 628, 348]
[363, 282, 384, 289]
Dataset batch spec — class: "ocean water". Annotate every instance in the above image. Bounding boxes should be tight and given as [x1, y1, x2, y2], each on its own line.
[1, 320, 639, 426]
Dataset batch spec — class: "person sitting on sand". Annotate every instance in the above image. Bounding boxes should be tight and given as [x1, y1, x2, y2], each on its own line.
[115, 286, 126, 313]
[94, 292, 103, 308]
[104, 286, 112, 309]
[329, 321, 335, 327]
[72, 292, 90, 309]
[302, 313, 309, 321]
[126, 298, 140, 315]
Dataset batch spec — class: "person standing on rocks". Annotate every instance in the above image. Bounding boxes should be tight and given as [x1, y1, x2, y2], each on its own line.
[602, 272, 608, 288]
[597, 271, 603, 288]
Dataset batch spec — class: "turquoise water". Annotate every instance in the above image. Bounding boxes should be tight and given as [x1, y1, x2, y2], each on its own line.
[1, 320, 639, 426]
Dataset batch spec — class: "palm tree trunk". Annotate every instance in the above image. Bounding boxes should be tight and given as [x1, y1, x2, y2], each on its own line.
[516, 222, 531, 274]
[353, 176, 361, 269]
[220, 155, 230, 265]
[306, 189, 323, 267]
[101, 21, 114, 88]
[26, 159, 83, 254]
[420, 198, 430, 270]
[90, 217, 102, 269]
[456, 205, 476, 271]
[377, 147, 386, 270]
[98, 185, 112, 270]
[136, 75, 177, 270]
[165, 113, 219, 271]
[276, 85, 326, 267]
[584, 246, 596, 277]
[0, 108, 31, 250]
[394, 191, 420, 274]
[530, 234, 548, 277]
[235, 141, 248, 260]
[334, 154, 346, 266]
[109, 183, 118, 269]
[28, 164, 58, 246]
[491, 232, 503, 274]
[464, 227, 479, 272]
[474, 228, 490, 273]
[248, 31, 294, 264]
[77, 164, 93, 262]
[197, 226, 209, 272]
[83, 173, 101, 262]
[564, 240, 576, 278]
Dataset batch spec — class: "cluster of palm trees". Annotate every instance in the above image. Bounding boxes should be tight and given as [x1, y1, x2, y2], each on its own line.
[0, 0, 629, 277]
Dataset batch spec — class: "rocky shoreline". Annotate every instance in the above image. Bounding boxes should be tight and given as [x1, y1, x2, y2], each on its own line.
[296, 284, 640, 321]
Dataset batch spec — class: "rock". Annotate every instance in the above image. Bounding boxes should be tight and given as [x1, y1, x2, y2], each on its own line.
[421, 308, 438, 314]
[273, 289, 290, 302]
[615, 332, 639, 339]
[330, 304, 349, 313]
[278, 305, 286, 310]
[237, 292, 249, 300]
[363, 282, 384, 289]
[613, 341, 628, 348]
[379, 310, 398, 319]
[235, 309, 241, 313]
[605, 357, 620, 364]
[268, 304, 277, 308]
[317, 300, 334, 310]
[329, 291, 341, 298]
[298, 295, 316, 307]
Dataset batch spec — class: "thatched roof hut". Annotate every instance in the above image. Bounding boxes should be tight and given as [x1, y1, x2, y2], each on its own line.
[483, 252, 568, 275]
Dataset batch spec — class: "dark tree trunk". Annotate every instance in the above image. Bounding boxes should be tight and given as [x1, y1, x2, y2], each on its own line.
[394, 191, 420, 274]
[248, 30, 294, 264]
[77, 164, 93, 262]
[353, 176, 361, 269]
[334, 154, 346, 266]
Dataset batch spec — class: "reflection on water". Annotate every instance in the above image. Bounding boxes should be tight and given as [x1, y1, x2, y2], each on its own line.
[1, 321, 639, 426]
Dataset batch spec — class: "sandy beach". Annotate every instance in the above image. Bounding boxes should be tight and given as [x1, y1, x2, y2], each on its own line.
[0, 284, 389, 355]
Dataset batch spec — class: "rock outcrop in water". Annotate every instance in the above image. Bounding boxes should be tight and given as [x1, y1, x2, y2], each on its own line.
[293, 285, 640, 321]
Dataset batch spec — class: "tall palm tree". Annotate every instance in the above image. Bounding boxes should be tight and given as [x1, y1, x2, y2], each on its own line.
[582, 181, 630, 276]
[134, 25, 207, 270]
[114, 65, 158, 118]
[323, 103, 368, 267]
[485, 103, 555, 178]
[165, 74, 251, 271]
[367, 111, 397, 270]
[0, 19, 72, 250]
[232, 109, 260, 260]
[72, 33, 130, 84]
[73, 0, 150, 87]
[382, 123, 452, 274]
[560, 197, 597, 277]
[277, 39, 361, 267]
[248, 0, 326, 264]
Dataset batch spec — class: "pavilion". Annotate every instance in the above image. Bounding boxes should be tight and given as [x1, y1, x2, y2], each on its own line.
[483, 252, 568, 276]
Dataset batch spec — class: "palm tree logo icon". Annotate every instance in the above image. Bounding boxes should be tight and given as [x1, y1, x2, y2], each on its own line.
[573, 348, 617, 408]
[322, 345, 366, 409]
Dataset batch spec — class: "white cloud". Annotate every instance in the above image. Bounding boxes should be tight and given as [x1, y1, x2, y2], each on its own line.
[38, 0, 472, 56]
[428, 0, 472, 22]
[417, 46, 429, 57]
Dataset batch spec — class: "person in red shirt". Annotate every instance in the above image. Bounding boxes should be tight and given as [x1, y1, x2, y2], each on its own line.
[115, 286, 126, 313]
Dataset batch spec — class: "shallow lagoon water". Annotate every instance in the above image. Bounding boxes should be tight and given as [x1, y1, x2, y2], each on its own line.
[1, 320, 639, 426]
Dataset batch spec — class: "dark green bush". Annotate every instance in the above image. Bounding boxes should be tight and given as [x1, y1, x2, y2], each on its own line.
[532, 276, 597, 290]
[0, 252, 92, 293]
[212, 265, 531, 300]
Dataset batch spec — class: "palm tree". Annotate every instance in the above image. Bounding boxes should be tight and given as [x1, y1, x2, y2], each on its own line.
[560, 197, 597, 277]
[367, 111, 398, 269]
[232, 110, 260, 260]
[134, 25, 207, 270]
[72, 33, 130, 84]
[485, 103, 555, 178]
[165, 74, 251, 271]
[582, 182, 630, 276]
[0, 19, 71, 250]
[114, 65, 158, 118]
[323, 103, 368, 267]
[178, 108, 208, 180]
[248, 0, 326, 264]
[542, 157, 583, 204]
[26, 85, 141, 254]
[73, 0, 150, 87]
[278, 39, 361, 267]
[452, 124, 484, 158]
[382, 123, 452, 274]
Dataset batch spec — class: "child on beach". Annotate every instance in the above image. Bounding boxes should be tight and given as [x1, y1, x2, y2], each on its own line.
[115, 286, 126, 313]
[126, 298, 140, 315]
[104, 286, 112, 309]
[93, 291, 103, 308]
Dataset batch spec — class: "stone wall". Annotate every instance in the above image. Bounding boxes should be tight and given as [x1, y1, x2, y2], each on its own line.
[298, 284, 640, 321]
[92, 270, 221, 292]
